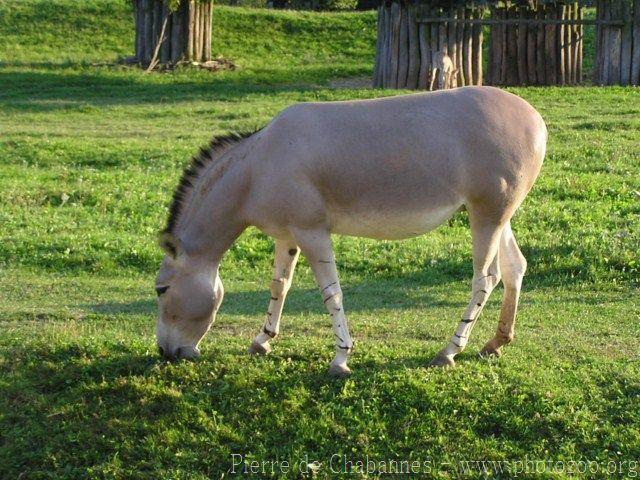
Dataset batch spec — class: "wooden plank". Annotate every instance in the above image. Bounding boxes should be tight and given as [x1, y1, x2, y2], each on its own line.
[397, 4, 409, 88]
[456, 8, 465, 86]
[488, 6, 500, 84]
[389, 2, 402, 88]
[407, 5, 421, 89]
[568, 3, 575, 84]
[384, 5, 393, 87]
[418, 10, 431, 89]
[569, 2, 576, 84]
[447, 9, 458, 88]
[143, 0, 153, 65]
[601, 1, 611, 84]
[595, 0, 603, 83]
[160, 1, 171, 64]
[545, 5, 557, 85]
[204, 1, 213, 62]
[558, 5, 566, 85]
[438, 10, 448, 56]
[380, 5, 389, 87]
[134, 0, 141, 61]
[462, 8, 472, 86]
[527, 8, 537, 84]
[632, 0, 640, 85]
[472, 7, 482, 85]
[373, 6, 383, 87]
[187, 0, 195, 61]
[620, 0, 633, 85]
[416, 18, 624, 26]
[500, 7, 508, 84]
[578, 5, 583, 83]
[536, 5, 546, 85]
[506, 6, 519, 85]
[170, 1, 182, 62]
[429, 14, 439, 88]
[517, 6, 528, 85]
[608, 0, 622, 85]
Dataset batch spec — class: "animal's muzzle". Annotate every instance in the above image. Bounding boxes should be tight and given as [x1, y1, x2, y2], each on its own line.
[158, 345, 201, 361]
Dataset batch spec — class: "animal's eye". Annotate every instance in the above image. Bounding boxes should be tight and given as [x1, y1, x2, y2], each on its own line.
[156, 285, 170, 296]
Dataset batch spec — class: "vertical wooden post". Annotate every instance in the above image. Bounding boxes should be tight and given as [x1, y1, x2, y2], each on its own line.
[373, 6, 383, 87]
[489, 6, 500, 85]
[160, 1, 171, 64]
[472, 7, 483, 85]
[447, 8, 458, 88]
[187, 1, 195, 61]
[632, 0, 640, 85]
[536, 5, 546, 85]
[397, 5, 409, 88]
[463, 8, 473, 86]
[456, 8, 466, 86]
[609, 0, 623, 85]
[545, 5, 557, 85]
[418, 14, 431, 89]
[381, 4, 391, 88]
[620, 0, 633, 85]
[557, 4, 565, 85]
[505, 5, 518, 85]
[407, 4, 421, 89]
[527, 8, 537, 84]
[577, 4, 583, 83]
[570, 2, 577, 84]
[389, 2, 401, 88]
[517, 6, 528, 85]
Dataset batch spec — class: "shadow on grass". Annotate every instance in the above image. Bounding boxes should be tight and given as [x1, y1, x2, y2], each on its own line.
[0, 66, 360, 112]
[2, 339, 637, 479]
[87, 277, 464, 317]
[85, 242, 595, 320]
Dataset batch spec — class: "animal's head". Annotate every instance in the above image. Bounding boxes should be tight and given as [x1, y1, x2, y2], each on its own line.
[155, 234, 224, 361]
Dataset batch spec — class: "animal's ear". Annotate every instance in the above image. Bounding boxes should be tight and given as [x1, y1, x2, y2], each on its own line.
[158, 231, 181, 259]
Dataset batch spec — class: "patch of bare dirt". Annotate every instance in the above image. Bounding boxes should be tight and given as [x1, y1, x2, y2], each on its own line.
[329, 76, 373, 89]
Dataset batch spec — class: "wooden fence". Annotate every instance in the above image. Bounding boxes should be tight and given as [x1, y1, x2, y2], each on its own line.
[595, 0, 640, 85]
[374, 0, 640, 89]
[373, 4, 485, 89]
[133, 0, 213, 66]
[486, 2, 584, 85]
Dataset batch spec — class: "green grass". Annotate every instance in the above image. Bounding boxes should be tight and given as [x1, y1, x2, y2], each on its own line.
[1, 1, 639, 479]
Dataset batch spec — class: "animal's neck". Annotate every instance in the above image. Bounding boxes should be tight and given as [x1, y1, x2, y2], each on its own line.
[177, 152, 250, 263]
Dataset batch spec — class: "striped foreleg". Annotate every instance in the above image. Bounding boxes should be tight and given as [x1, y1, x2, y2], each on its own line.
[248, 239, 300, 355]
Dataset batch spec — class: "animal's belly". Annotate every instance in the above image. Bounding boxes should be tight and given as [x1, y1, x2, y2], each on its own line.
[329, 202, 462, 240]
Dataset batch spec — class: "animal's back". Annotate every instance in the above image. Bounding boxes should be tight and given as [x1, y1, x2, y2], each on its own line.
[248, 87, 546, 239]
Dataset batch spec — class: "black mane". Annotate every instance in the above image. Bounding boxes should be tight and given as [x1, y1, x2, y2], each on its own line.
[162, 130, 259, 240]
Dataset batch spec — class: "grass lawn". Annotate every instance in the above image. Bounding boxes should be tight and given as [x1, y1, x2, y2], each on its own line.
[1, 1, 639, 478]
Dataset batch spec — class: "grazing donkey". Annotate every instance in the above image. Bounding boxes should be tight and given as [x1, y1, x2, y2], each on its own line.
[155, 86, 546, 376]
[429, 51, 457, 91]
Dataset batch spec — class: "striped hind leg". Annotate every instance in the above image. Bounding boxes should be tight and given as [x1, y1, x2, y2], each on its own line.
[248, 238, 300, 355]
[480, 222, 527, 357]
[430, 218, 504, 367]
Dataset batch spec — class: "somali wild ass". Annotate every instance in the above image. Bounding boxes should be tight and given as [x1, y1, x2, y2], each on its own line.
[429, 51, 457, 90]
[155, 86, 546, 376]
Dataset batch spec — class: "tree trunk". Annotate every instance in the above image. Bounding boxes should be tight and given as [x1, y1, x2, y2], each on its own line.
[133, 0, 213, 67]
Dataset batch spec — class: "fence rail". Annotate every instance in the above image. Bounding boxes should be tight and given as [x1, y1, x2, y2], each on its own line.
[417, 18, 624, 26]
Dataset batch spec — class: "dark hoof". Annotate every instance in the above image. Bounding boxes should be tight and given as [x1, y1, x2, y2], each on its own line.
[478, 345, 502, 358]
[248, 341, 271, 355]
[429, 354, 455, 368]
[328, 363, 351, 378]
